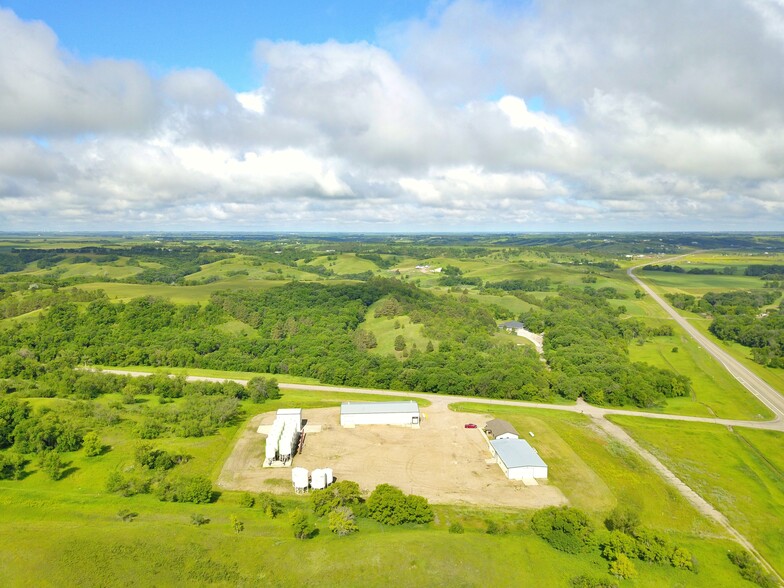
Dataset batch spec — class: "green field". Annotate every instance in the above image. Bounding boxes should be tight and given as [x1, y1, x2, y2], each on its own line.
[0, 396, 752, 587]
[637, 270, 764, 295]
[628, 328, 773, 420]
[610, 415, 784, 577]
[362, 301, 435, 356]
[78, 279, 282, 303]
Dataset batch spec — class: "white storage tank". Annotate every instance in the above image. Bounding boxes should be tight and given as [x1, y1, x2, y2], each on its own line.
[292, 467, 309, 491]
[310, 468, 327, 490]
[265, 440, 277, 459]
[324, 468, 334, 486]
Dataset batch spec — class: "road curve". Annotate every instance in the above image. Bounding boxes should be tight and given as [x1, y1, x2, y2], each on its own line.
[628, 260, 784, 420]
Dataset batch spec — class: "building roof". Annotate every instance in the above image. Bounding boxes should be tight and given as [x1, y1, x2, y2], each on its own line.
[340, 401, 419, 415]
[485, 418, 519, 438]
[491, 438, 547, 469]
[499, 320, 525, 329]
[277, 408, 302, 416]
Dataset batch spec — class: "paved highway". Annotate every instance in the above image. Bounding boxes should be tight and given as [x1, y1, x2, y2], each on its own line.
[628, 259, 784, 421]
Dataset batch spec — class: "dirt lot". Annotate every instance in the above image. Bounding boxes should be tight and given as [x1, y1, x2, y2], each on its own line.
[217, 400, 566, 508]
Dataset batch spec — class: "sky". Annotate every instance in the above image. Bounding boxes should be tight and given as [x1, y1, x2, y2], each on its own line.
[1, 0, 783, 233]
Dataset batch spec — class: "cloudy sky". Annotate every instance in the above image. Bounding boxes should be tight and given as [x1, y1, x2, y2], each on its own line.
[1, 0, 783, 232]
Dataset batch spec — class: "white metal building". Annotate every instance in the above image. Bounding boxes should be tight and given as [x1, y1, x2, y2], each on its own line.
[340, 401, 420, 428]
[489, 438, 548, 480]
[276, 408, 302, 433]
[485, 418, 520, 440]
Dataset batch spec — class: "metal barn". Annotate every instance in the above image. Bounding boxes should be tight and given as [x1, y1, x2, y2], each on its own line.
[489, 438, 548, 480]
[340, 401, 420, 428]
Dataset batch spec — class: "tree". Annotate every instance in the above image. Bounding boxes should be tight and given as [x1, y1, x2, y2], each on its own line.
[83, 431, 103, 457]
[328, 506, 358, 536]
[290, 508, 315, 539]
[190, 513, 210, 526]
[38, 450, 65, 481]
[239, 492, 255, 508]
[531, 506, 595, 553]
[605, 504, 640, 534]
[0, 452, 27, 480]
[394, 335, 406, 351]
[608, 553, 637, 579]
[367, 484, 433, 525]
[312, 480, 362, 517]
[0, 397, 30, 448]
[246, 377, 269, 403]
[230, 515, 244, 534]
[258, 492, 283, 518]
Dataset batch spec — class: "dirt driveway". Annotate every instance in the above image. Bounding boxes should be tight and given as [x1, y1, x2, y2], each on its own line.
[217, 401, 566, 509]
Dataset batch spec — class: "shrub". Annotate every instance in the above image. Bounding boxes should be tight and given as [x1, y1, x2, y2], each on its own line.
[82, 431, 103, 457]
[258, 492, 283, 518]
[448, 521, 464, 534]
[367, 484, 433, 526]
[312, 480, 362, 517]
[604, 505, 640, 534]
[328, 506, 358, 536]
[105, 470, 152, 496]
[290, 508, 316, 539]
[38, 449, 65, 481]
[608, 554, 637, 579]
[531, 506, 595, 553]
[570, 575, 618, 588]
[728, 550, 777, 588]
[485, 520, 509, 536]
[190, 513, 210, 526]
[239, 492, 255, 508]
[156, 475, 213, 504]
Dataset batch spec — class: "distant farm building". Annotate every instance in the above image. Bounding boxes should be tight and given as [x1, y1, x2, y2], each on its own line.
[490, 438, 548, 480]
[485, 418, 519, 440]
[499, 320, 526, 331]
[340, 401, 420, 428]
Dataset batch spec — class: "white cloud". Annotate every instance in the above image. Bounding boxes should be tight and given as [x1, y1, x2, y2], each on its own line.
[0, 8, 157, 135]
[1, 3, 784, 231]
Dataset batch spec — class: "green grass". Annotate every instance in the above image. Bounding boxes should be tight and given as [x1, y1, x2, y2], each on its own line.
[448, 403, 721, 536]
[637, 270, 764, 295]
[77, 279, 281, 303]
[609, 415, 784, 577]
[305, 253, 381, 275]
[0, 397, 748, 587]
[362, 303, 434, 357]
[628, 329, 773, 420]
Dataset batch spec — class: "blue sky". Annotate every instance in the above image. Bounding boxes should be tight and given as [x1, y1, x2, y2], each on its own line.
[0, 1, 783, 232]
[3, 1, 431, 90]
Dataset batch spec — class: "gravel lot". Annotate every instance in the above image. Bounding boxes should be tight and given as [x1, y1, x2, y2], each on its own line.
[217, 401, 566, 508]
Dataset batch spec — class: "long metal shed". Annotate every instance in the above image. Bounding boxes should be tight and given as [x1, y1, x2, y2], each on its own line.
[489, 438, 548, 480]
[340, 401, 420, 428]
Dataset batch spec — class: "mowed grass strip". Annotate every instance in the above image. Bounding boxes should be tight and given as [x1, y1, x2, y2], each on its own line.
[609, 415, 784, 577]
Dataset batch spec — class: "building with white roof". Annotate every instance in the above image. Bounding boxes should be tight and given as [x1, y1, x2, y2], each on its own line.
[340, 401, 420, 428]
[489, 438, 548, 480]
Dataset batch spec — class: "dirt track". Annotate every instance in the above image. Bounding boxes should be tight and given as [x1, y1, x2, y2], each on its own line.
[217, 402, 566, 509]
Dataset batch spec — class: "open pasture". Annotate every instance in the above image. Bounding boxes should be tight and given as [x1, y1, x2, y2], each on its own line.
[611, 415, 784, 577]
